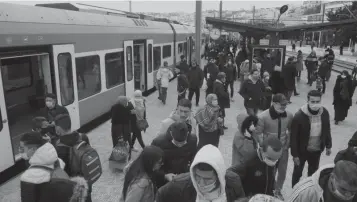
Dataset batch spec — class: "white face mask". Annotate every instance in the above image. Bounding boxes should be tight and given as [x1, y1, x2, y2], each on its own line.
[341, 75, 346, 79]
[46, 101, 53, 108]
[309, 103, 321, 111]
[197, 179, 217, 193]
[211, 100, 218, 106]
[249, 124, 255, 132]
[21, 152, 29, 160]
[263, 158, 278, 167]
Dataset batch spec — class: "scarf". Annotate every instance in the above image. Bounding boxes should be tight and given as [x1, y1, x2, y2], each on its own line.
[195, 95, 220, 132]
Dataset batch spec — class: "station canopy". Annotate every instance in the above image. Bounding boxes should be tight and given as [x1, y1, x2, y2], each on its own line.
[205, 17, 357, 35]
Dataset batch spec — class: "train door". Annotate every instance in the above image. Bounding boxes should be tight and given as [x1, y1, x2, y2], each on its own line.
[124, 41, 134, 94]
[146, 39, 154, 89]
[133, 43, 146, 91]
[187, 37, 192, 66]
[0, 68, 13, 172]
[52, 44, 80, 131]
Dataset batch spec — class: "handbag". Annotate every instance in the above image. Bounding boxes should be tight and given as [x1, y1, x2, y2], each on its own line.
[109, 139, 129, 163]
[137, 119, 149, 131]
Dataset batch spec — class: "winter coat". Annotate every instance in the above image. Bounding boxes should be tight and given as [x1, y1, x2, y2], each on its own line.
[232, 114, 257, 166]
[290, 104, 332, 158]
[177, 61, 189, 75]
[296, 54, 304, 71]
[111, 102, 132, 125]
[120, 175, 156, 202]
[157, 67, 174, 88]
[305, 56, 318, 71]
[151, 129, 197, 175]
[269, 71, 286, 94]
[318, 60, 330, 78]
[177, 73, 189, 93]
[156, 145, 246, 202]
[21, 143, 66, 202]
[39, 176, 89, 202]
[239, 77, 265, 109]
[223, 64, 237, 82]
[229, 151, 277, 197]
[204, 62, 219, 81]
[213, 80, 230, 109]
[333, 75, 353, 107]
[286, 164, 357, 202]
[157, 111, 197, 137]
[261, 58, 275, 75]
[40, 104, 69, 124]
[282, 62, 297, 91]
[254, 107, 293, 150]
[187, 66, 204, 89]
[334, 131, 357, 165]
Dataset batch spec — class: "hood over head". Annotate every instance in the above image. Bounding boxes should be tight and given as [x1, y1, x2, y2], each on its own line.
[29, 142, 59, 167]
[190, 145, 226, 201]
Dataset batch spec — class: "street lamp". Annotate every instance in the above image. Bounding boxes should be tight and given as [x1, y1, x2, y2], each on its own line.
[276, 5, 288, 27]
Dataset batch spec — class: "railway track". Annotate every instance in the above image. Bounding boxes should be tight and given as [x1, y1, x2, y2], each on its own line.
[286, 51, 355, 73]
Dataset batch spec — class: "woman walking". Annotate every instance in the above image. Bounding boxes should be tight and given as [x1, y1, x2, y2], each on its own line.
[111, 96, 132, 148]
[194, 94, 222, 149]
[129, 90, 147, 151]
[120, 146, 164, 202]
[333, 70, 354, 125]
[296, 50, 303, 81]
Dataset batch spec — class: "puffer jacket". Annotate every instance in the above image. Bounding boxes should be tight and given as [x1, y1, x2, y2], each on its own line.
[151, 124, 197, 174]
[120, 174, 156, 202]
[157, 67, 174, 88]
[156, 145, 246, 202]
[157, 111, 197, 137]
[39, 176, 89, 202]
[21, 143, 66, 202]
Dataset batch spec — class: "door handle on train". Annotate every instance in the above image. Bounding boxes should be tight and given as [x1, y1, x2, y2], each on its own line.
[2, 119, 7, 123]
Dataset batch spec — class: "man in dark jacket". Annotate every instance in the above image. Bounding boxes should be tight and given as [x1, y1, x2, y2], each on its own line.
[239, 69, 265, 116]
[282, 57, 297, 103]
[177, 55, 189, 75]
[213, 72, 230, 129]
[187, 60, 204, 106]
[223, 58, 237, 101]
[318, 57, 330, 94]
[235, 48, 248, 79]
[156, 145, 246, 202]
[204, 58, 220, 96]
[152, 121, 197, 175]
[41, 93, 70, 124]
[291, 90, 332, 187]
[229, 136, 283, 197]
[177, 72, 189, 102]
[305, 51, 318, 86]
[261, 53, 276, 76]
[335, 131, 357, 165]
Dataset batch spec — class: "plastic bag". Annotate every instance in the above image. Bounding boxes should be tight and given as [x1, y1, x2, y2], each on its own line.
[109, 139, 129, 163]
[249, 194, 283, 202]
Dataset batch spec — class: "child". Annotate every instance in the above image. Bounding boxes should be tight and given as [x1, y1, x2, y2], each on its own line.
[315, 74, 323, 92]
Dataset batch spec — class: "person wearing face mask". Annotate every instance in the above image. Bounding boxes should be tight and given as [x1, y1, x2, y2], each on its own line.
[41, 93, 69, 125]
[333, 70, 354, 125]
[291, 90, 332, 187]
[335, 131, 357, 165]
[156, 144, 246, 202]
[286, 160, 357, 202]
[232, 114, 259, 166]
[254, 93, 293, 200]
[19, 131, 65, 202]
[152, 121, 197, 177]
[223, 58, 237, 102]
[229, 136, 283, 197]
[195, 94, 223, 149]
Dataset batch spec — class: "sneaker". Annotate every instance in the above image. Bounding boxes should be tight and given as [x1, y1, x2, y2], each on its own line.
[274, 190, 284, 201]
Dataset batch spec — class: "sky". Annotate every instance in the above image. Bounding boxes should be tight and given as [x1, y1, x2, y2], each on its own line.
[6, 0, 304, 13]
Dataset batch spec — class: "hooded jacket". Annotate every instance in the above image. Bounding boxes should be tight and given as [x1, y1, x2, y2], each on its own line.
[334, 132, 357, 165]
[286, 164, 357, 202]
[157, 67, 174, 88]
[21, 143, 66, 202]
[229, 148, 276, 197]
[239, 76, 265, 108]
[157, 111, 197, 137]
[156, 145, 245, 202]
[290, 104, 332, 158]
[151, 126, 197, 174]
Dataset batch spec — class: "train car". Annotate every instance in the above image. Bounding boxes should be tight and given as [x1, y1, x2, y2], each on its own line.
[0, 2, 195, 175]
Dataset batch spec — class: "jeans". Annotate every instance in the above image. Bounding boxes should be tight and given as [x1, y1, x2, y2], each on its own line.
[160, 87, 168, 103]
[246, 107, 258, 116]
[225, 81, 234, 98]
[292, 151, 322, 187]
[188, 88, 200, 105]
[307, 70, 314, 85]
[275, 149, 289, 191]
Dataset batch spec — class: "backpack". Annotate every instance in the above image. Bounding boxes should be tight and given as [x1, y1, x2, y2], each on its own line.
[31, 160, 69, 181]
[70, 141, 102, 185]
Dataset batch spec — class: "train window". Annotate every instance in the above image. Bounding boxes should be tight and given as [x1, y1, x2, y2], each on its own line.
[178, 43, 183, 54]
[105, 52, 125, 89]
[148, 44, 153, 73]
[153, 46, 161, 71]
[57, 53, 74, 106]
[75, 55, 101, 100]
[184, 42, 187, 54]
[126, 46, 133, 82]
[0, 57, 33, 92]
[163, 45, 171, 58]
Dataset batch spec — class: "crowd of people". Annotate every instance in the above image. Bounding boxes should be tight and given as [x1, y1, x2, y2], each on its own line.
[16, 39, 357, 202]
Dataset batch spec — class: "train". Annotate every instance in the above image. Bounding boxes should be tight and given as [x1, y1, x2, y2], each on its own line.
[0, 2, 197, 174]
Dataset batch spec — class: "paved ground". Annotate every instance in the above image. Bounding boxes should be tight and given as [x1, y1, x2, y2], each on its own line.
[1, 59, 357, 201]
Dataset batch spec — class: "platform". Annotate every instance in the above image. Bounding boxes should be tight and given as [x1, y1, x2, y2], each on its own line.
[1, 59, 357, 201]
